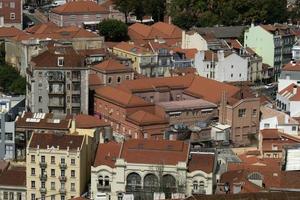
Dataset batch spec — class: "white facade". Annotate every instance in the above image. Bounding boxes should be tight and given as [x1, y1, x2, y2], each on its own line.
[182, 31, 208, 51]
[195, 51, 248, 82]
[292, 42, 300, 61]
[91, 155, 215, 200]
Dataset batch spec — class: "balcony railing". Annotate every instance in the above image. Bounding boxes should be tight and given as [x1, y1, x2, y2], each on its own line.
[59, 163, 67, 169]
[192, 189, 206, 194]
[97, 184, 111, 192]
[59, 188, 66, 194]
[125, 185, 142, 192]
[40, 188, 47, 194]
[39, 174, 47, 181]
[59, 176, 67, 182]
[39, 162, 47, 168]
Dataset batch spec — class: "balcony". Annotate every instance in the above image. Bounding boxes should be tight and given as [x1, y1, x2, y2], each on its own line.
[39, 174, 47, 181]
[49, 90, 65, 95]
[48, 102, 64, 108]
[97, 184, 111, 192]
[59, 163, 67, 169]
[40, 188, 47, 194]
[125, 185, 142, 192]
[59, 188, 66, 194]
[39, 162, 47, 168]
[59, 176, 67, 182]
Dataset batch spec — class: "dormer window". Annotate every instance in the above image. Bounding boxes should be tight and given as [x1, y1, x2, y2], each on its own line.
[57, 57, 64, 67]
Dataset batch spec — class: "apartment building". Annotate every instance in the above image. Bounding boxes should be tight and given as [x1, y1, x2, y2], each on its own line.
[26, 45, 89, 114]
[49, 1, 109, 28]
[0, 95, 25, 160]
[0, 0, 22, 29]
[91, 140, 217, 200]
[0, 164, 26, 200]
[5, 22, 104, 76]
[244, 24, 295, 80]
[26, 133, 87, 200]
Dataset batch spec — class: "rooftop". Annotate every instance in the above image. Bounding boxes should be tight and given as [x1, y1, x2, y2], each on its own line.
[75, 114, 109, 129]
[92, 59, 133, 73]
[0, 166, 26, 188]
[187, 152, 215, 173]
[51, 1, 109, 14]
[157, 99, 217, 112]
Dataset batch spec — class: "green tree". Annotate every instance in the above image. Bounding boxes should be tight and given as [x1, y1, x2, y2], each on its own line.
[98, 19, 128, 42]
[0, 64, 25, 94]
[113, 0, 135, 24]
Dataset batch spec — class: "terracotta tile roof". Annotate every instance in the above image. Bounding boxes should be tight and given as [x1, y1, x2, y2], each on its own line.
[114, 41, 152, 54]
[51, 1, 109, 14]
[151, 22, 182, 38]
[172, 47, 197, 59]
[260, 24, 292, 36]
[203, 51, 218, 61]
[26, 22, 60, 34]
[29, 133, 84, 150]
[93, 141, 121, 167]
[278, 83, 300, 101]
[89, 74, 103, 86]
[127, 110, 168, 126]
[75, 114, 109, 129]
[95, 86, 151, 107]
[16, 112, 71, 130]
[31, 46, 86, 69]
[0, 27, 25, 38]
[0, 167, 26, 187]
[227, 39, 243, 49]
[261, 106, 299, 125]
[92, 59, 133, 73]
[120, 139, 189, 165]
[169, 67, 197, 76]
[70, 197, 88, 200]
[188, 153, 215, 173]
[282, 61, 300, 71]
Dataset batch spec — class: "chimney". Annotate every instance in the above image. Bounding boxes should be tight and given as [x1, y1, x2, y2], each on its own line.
[293, 85, 298, 95]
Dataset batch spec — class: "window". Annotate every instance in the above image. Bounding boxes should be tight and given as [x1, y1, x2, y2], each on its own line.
[10, 13, 15, 20]
[17, 193, 22, 200]
[150, 96, 154, 103]
[5, 145, 13, 157]
[51, 195, 55, 200]
[71, 183, 75, 191]
[252, 109, 257, 117]
[41, 155, 45, 163]
[41, 181, 45, 188]
[38, 96, 42, 103]
[231, 65, 234, 69]
[57, 57, 64, 66]
[10, 2, 15, 8]
[125, 75, 130, 80]
[51, 182, 55, 190]
[4, 192, 8, 200]
[61, 196, 65, 200]
[31, 168, 35, 176]
[51, 156, 55, 164]
[5, 132, 13, 140]
[61, 158, 65, 164]
[71, 170, 75, 177]
[31, 181, 35, 188]
[31, 194, 35, 200]
[104, 176, 109, 186]
[193, 181, 198, 190]
[108, 76, 112, 84]
[117, 76, 121, 83]
[51, 169, 55, 176]
[71, 158, 75, 165]
[238, 109, 246, 117]
[61, 169, 65, 177]
[231, 73, 233, 78]
[239, 73, 241, 77]
[264, 123, 270, 128]
[292, 126, 297, 131]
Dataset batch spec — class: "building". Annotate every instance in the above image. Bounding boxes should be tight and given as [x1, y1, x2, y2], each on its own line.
[90, 59, 134, 86]
[15, 112, 72, 161]
[0, 0, 22, 29]
[99, 0, 125, 22]
[0, 164, 26, 200]
[244, 24, 295, 80]
[278, 61, 300, 92]
[194, 50, 248, 82]
[26, 45, 89, 114]
[0, 95, 25, 160]
[112, 42, 158, 76]
[292, 41, 300, 61]
[193, 26, 247, 40]
[181, 31, 208, 51]
[49, 1, 109, 28]
[5, 22, 104, 76]
[94, 74, 260, 145]
[26, 133, 87, 200]
[259, 129, 300, 158]
[91, 139, 217, 200]
[0, 27, 24, 43]
[276, 83, 300, 117]
[260, 105, 299, 136]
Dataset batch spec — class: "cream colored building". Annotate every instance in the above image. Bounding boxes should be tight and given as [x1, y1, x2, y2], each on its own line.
[26, 133, 87, 200]
[91, 140, 216, 200]
[181, 31, 208, 51]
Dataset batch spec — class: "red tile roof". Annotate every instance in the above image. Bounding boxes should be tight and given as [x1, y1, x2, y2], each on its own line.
[89, 74, 103, 86]
[127, 110, 168, 126]
[282, 61, 300, 71]
[188, 153, 215, 173]
[29, 133, 84, 150]
[75, 114, 109, 129]
[114, 41, 152, 54]
[51, 1, 109, 14]
[0, 27, 25, 38]
[0, 167, 26, 187]
[93, 141, 121, 167]
[95, 86, 151, 107]
[172, 47, 197, 59]
[278, 83, 300, 101]
[92, 59, 133, 73]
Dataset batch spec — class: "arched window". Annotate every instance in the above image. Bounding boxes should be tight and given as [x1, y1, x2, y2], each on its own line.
[199, 181, 205, 191]
[144, 174, 158, 189]
[104, 176, 109, 186]
[162, 174, 176, 188]
[98, 175, 103, 186]
[248, 172, 263, 181]
[193, 181, 198, 190]
[126, 173, 141, 192]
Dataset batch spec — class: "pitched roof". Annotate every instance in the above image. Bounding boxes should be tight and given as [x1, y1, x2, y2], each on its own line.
[188, 153, 215, 173]
[75, 114, 109, 129]
[278, 83, 300, 101]
[172, 47, 197, 59]
[114, 41, 152, 54]
[51, 1, 109, 14]
[29, 133, 84, 150]
[95, 86, 151, 107]
[120, 139, 189, 165]
[0, 27, 25, 38]
[0, 167, 26, 187]
[193, 26, 247, 39]
[282, 61, 300, 71]
[89, 74, 103, 87]
[127, 110, 168, 126]
[260, 106, 299, 125]
[92, 59, 133, 73]
[93, 142, 121, 167]
[26, 22, 60, 34]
